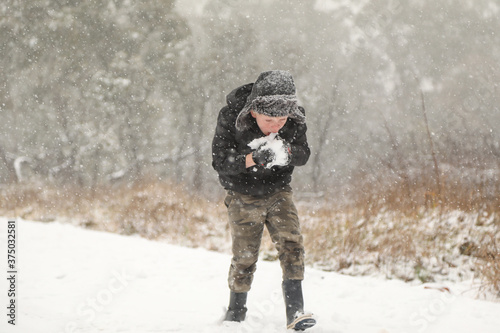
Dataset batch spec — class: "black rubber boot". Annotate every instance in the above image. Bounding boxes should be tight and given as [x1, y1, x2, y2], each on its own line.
[223, 291, 247, 322]
[282, 279, 316, 331]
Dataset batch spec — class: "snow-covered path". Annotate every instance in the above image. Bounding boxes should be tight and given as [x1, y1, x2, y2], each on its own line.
[1, 220, 500, 333]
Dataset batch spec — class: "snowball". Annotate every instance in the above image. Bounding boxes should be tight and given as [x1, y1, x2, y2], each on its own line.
[248, 133, 290, 168]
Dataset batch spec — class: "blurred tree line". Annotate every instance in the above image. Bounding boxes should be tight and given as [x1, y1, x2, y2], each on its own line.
[1, 0, 499, 203]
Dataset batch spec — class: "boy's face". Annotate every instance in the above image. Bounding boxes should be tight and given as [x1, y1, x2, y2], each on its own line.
[251, 111, 288, 136]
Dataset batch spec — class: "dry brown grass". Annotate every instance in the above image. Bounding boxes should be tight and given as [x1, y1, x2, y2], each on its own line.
[1, 178, 498, 297]
[294, 170, 500, 293]
[341, 167, 500, 293]
[349, 165, 500, 215]
[474, 232, 500, 296]
[0, 181, 230, 252]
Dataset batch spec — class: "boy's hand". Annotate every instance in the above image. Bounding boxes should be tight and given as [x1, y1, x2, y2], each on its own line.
[252, 147, 275, 168]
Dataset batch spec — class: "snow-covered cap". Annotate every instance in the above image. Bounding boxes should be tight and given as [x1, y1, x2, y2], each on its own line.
[235, 70, 306, 131]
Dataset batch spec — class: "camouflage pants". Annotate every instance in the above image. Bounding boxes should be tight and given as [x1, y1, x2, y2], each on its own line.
[225, 187, 305, 293]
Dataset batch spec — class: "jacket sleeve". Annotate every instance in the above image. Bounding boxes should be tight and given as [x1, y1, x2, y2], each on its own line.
[289, 107, 310, 166]
[289, 122, 310, 166]
[212, 107, 248, 176]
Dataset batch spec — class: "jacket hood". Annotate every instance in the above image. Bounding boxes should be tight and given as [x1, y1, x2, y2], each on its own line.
[226, 83, 253, 111]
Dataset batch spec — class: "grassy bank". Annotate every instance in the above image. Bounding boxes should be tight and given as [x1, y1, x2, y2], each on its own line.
[1, 181, 498, 298]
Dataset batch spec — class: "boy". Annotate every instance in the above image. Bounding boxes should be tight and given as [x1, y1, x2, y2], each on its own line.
[211, 70, 316, 331]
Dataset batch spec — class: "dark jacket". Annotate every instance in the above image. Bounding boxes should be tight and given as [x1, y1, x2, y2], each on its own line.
[212, 83, 310, 196]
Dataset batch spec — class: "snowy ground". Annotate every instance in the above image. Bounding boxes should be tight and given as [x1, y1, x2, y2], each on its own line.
[1, 219, 500, 333]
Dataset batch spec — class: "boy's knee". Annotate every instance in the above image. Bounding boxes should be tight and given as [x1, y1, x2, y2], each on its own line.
[283, 265, 304, 281]
[228, 275, 253, 293]
[279, 245, 305, 280]
[232, 254, 259, 270]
